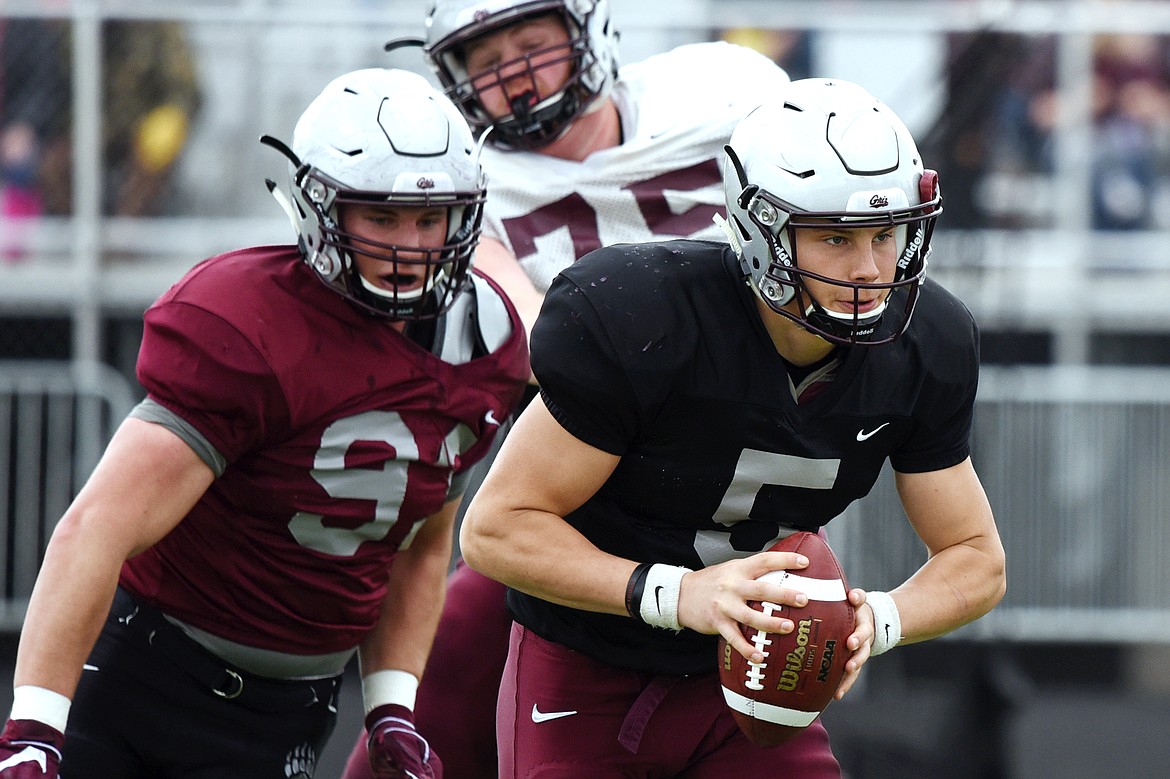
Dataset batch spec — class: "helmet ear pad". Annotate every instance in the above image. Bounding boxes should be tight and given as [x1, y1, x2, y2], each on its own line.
[721, 78, 942, 346]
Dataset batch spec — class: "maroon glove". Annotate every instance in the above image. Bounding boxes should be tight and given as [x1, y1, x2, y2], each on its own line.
[0, 719, 63, 778]
[365, 704, 441, 779]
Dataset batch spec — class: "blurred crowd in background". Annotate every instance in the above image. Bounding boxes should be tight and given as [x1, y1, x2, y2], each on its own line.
[1, 18, 203, 261]
[2, 2, 1170, 372]
[936, 28, 1170, 231]
[3, 13, 1169, 258]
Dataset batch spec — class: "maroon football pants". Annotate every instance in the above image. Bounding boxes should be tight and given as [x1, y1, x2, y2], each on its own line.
[499, 623, 842, 779]
[342, 560, 509, 779]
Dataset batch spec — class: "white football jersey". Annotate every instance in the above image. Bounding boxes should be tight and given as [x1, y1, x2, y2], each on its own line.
[480, 41, 790, 293]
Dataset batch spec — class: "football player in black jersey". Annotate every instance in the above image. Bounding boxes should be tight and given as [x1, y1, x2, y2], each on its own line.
[346, 2, 795, 777]
[460, 77, 1007, 777]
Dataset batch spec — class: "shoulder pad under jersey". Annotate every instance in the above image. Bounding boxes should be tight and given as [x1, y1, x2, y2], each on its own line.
[435, 272, 515, 364]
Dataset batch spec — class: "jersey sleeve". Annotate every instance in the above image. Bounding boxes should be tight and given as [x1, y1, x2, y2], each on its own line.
[530, 271, 641, 456]
[137, 301, 289, 463]
[889, 292, 981, 473]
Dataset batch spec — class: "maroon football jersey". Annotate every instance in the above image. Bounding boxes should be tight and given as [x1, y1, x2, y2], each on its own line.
[120, 245, 529, 654]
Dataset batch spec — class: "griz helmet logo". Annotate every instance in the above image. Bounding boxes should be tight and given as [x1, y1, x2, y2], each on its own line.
[868, 194, 889, 208]
[416, 176, 436, 189]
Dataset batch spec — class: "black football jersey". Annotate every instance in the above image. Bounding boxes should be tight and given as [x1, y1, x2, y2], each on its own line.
[508, 239, 980, 674]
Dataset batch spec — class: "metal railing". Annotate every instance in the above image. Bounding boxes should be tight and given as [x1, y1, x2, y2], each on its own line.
[828, 366, 1170, 644]
[0, 362, 1167, 642]
[0, 361, 136, 630]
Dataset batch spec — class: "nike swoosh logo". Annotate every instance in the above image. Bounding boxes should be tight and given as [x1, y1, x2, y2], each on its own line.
[653, 585, 664, 615]
[485, 409, 501, 427]
[856, 422, 891, 442]
[531, 704, 578, 723]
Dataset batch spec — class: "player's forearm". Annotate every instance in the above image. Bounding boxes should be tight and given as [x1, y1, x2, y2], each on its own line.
[359, 517, 454, 678]
[889, 534, 1006, 645]
[461, 398, 629, 615]
[13, 521, 125, 700]
[891, 460, 1006, 645]
[12, 420, 211, 698]
[460, 503, 631, 617]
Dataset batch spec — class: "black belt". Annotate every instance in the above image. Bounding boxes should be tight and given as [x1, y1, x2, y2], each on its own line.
[112, 587, 340, 713]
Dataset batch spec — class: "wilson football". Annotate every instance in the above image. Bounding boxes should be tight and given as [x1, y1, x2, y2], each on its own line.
[718, 531, 854, 747]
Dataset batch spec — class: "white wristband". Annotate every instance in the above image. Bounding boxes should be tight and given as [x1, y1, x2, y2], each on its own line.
[638, 564, 691, 632]
[361, 669, 419, 716]
[9, 686, 71, 733]
[867, 590, 903, 656]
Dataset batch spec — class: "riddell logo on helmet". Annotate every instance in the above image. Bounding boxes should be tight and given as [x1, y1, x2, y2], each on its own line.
[416, 177, 436, 189]
[868, 194, 889, 208]
[898, 226, 925, 268]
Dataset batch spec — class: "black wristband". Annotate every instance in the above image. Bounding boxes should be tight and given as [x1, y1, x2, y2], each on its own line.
[624, 562, 654, 621]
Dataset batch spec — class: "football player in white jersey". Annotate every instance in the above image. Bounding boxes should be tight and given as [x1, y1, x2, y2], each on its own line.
[466, 30, 792, 319]
[342, 3, 794, 778]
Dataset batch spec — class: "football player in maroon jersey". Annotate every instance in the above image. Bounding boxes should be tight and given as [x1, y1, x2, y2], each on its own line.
[458, 78, 1006, 777]
[343, 3, 795, 778]
[0, 68, 528, 779]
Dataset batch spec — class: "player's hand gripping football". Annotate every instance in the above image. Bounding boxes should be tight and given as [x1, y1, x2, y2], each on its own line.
[676, 550, 811, 663]
[0, 719, 63, 778]
[365, 704, 442, 779]
[837, 586, 880, 699]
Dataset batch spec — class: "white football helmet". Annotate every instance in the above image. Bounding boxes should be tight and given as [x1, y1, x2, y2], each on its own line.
[263, 68, 486, 320]
[422, 0, 620, 150]
[722, 78, 942, 346]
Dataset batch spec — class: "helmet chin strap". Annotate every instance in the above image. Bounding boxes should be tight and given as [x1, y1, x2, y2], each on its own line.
[804, 297, 886, 343]
[813, 298, 888, 326]
[357, 269, 436, 305]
